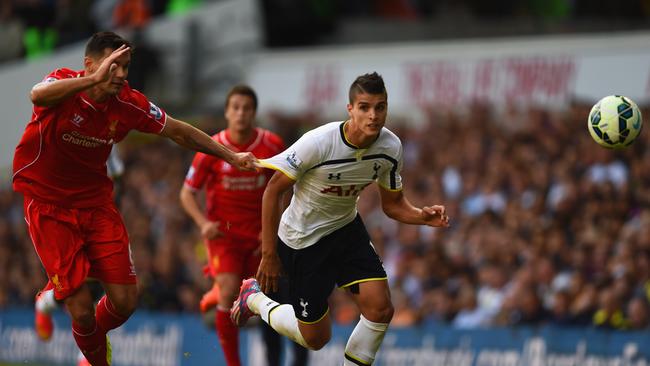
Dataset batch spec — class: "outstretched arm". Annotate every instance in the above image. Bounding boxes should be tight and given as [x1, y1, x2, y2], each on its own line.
[257, 171, 296, 293]
[160, 117, 257, 171]
[30, 45, 130, 107]
[378, 187, 449, 227]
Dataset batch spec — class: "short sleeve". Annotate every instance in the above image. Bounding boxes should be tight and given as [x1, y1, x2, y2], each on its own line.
[118, 86, 167, 134]
[377, 144, 403, 191]
[184, 153, 211, 191]
[35, 68, 76, 87]
[33, 68, 77, 113]
[259, 131, 322, 181]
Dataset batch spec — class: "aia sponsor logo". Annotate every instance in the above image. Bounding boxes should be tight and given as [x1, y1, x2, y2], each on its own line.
[320, 183, 369, 197]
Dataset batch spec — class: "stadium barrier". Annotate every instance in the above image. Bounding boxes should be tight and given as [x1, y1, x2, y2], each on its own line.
[2, 308, 650, 365]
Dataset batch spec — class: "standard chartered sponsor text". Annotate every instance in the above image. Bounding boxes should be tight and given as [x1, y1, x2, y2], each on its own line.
[62, 130, 112, 147]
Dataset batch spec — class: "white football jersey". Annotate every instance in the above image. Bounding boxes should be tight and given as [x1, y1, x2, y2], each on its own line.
[260, 121, 403, 249]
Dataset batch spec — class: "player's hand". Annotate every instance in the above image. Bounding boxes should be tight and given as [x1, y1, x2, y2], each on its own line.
[421, 205, 450, 227]
[92, 44, 130, 84]
[231, 152, 259, 172]
[256, 253, 283, 293]
[200, 221, 222, 240]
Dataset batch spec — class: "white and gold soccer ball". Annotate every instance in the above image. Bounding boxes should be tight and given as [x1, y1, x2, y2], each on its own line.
[588, 95, 643, 149]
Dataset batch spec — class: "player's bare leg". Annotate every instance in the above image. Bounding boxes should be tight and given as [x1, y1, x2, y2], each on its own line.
[65, 284, 111, 366]
[297, 312, 332, 350]
[344, 280, 393, 366]
[67, 282, 135, 366]
[215, 272, 243, 366]
[101, 282, 138, 321]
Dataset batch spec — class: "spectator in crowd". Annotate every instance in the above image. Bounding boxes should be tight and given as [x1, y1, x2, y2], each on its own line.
[0, 0, 24, 62]
[626, 297, 650, 330]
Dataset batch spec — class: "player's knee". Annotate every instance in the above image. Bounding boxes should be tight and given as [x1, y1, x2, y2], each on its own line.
[365, 302, 394, 324]
[110, 292, 138, 317]
[303, 333, 331, 351]
[70, 307, 95, 328]
[113, 298, 137, 317]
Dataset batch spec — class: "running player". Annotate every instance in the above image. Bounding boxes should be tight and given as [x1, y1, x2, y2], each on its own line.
[33, 147, 124, 366]
[13, 31, 256, 366]
[180, 85, 308, 366]
[231, 72, 449, 365]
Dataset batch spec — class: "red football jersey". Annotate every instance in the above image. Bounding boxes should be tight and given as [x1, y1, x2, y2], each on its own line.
[184, 128, 285, 242]
[13, 68, 167, 208]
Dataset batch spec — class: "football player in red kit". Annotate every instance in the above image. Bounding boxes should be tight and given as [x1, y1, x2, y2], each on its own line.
[180, 85, 307, 366]
[12, 32, 256, 366]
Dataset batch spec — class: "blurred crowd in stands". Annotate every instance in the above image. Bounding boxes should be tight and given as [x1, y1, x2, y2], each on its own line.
[2, 102, 650, 332]
[3, 0, 650, 62]
[0, 0, 187, 64]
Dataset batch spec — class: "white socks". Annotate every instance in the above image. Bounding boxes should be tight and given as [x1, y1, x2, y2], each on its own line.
[248, 292, 309, 348]
[36, 289, 57, 314]
[343, 315, 389, 365]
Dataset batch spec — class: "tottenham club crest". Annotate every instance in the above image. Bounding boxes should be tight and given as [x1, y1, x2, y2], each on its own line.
[372, 162, 381, 180]
[299, 298, 309, 318]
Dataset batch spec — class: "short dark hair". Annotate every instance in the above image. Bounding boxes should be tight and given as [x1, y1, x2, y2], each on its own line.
[85, 31, 132, 57]
[349, 72, 387, 103]
[225, 84, 258, 110]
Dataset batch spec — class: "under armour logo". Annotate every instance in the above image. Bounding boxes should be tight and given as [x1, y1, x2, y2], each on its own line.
[328, 173, 341, 180]
[299, 298, 309, 318]
[372, 162, 380, 180]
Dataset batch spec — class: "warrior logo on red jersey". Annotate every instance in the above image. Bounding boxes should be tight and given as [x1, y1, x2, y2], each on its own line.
[70, 114, 84, 127]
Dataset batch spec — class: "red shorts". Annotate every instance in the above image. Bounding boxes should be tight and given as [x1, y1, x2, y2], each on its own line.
[24, 197, 136, 300]
[205, 237, 261, 278]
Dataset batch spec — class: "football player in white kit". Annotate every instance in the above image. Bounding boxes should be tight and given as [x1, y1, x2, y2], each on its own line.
[231, 72, 449, 365]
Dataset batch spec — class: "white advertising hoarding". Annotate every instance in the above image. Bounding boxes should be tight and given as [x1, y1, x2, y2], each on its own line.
[248, 32, 650, 120]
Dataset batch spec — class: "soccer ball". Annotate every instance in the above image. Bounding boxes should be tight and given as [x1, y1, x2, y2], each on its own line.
[588, 95, 643, 148]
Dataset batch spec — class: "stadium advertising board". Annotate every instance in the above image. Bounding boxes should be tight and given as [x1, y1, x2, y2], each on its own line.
[248, 32, 650, 120]
[2, 309, 650, 366]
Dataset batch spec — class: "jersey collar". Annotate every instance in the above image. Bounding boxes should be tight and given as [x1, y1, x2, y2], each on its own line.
[224, 128, 260, 151]
[339, 121, 381, 150]
[79, 92, 110, 112]
[339, 121, 360, 149]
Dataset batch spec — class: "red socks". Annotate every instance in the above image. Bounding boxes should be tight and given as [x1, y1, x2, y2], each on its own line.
[216, 308, 241, 366]
[72, 320, 110, 366]
[71, 296, 125, 366]
[96, 296, 128, 332]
